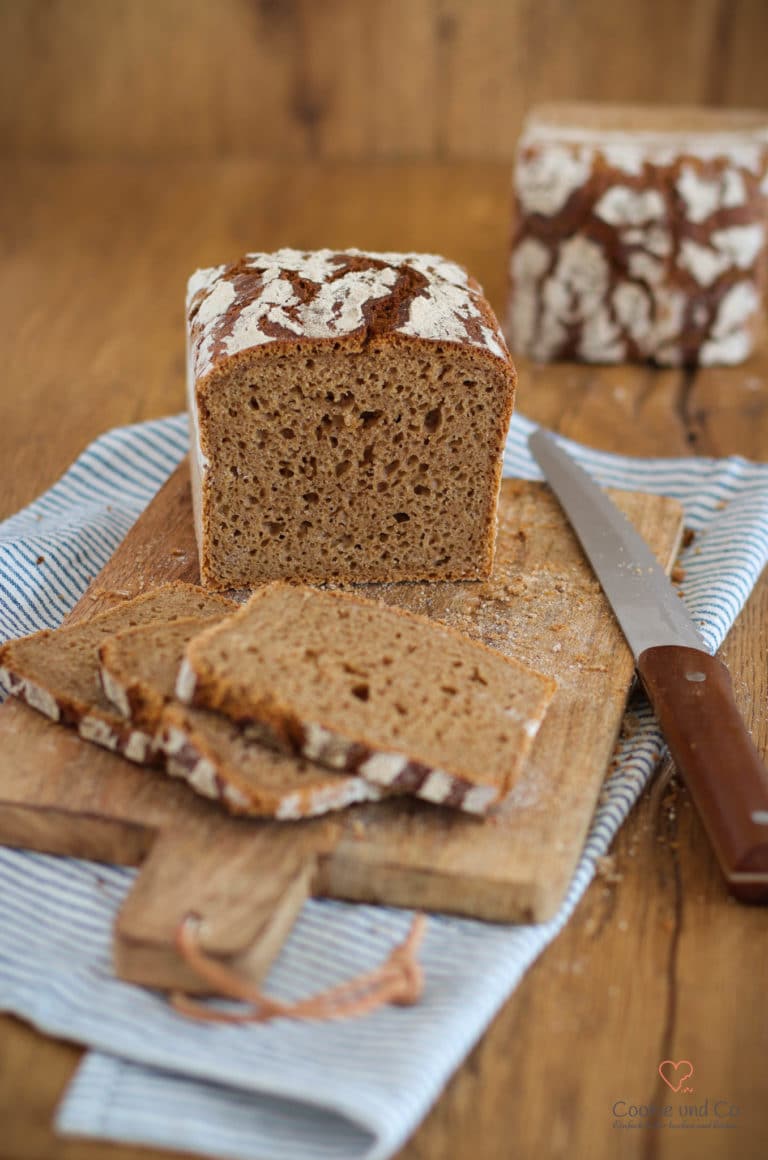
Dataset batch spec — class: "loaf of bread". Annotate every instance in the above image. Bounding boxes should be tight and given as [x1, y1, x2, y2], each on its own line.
[0, 584, 235, 762]
[160, 704, 384, 819]
[176, 583, 556, 815]
[186, 248, 516, 588]
[507, 104, 768, 366]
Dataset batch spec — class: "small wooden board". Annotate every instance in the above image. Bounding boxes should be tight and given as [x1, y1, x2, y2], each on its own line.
[0, 462, 683, 990]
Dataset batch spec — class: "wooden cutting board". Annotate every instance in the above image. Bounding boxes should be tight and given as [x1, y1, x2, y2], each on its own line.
[0, 461, 683, 991]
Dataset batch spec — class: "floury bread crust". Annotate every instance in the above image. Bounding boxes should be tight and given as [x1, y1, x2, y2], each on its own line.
[507, 104, 768, 367]
[186, 249, 516, 589]
[160, 704, 384, 820]
[0, 583, 235, 764]
[176, 583, 557, 816]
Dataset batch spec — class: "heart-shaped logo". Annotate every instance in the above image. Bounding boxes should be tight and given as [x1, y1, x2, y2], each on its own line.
[658, 1059, 694, 1092]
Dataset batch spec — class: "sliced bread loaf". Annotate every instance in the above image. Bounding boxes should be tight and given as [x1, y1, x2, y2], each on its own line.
[160, 703, 383, 819]
[177, 582, 557, 814]
[0, 583, 235, 763]
[186, 249, 516, 588]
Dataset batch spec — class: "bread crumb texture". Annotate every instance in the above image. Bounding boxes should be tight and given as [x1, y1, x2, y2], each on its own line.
[186, 249, 516, 587]
[180, 583, 556, 814]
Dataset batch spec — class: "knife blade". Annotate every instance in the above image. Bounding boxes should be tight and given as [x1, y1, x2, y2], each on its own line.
[529, 427, 768, 902]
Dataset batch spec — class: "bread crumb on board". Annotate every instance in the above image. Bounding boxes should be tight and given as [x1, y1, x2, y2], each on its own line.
[595, 854, 624, 885]
[88, 588, 133, 602]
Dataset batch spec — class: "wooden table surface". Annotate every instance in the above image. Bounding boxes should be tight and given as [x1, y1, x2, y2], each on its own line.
[1, 160, 767, 1160]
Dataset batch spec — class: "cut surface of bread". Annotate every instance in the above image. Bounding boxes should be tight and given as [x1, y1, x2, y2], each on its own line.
[99, 615, 235, 731]
[178, 583, 557, 815]
[161, 703, 383, 819]
[102, 614, 384, 819]
[186, 249, 516, 588]
[0, 583, 235, 763]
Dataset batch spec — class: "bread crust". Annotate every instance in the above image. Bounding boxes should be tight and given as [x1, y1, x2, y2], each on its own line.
[0, 658, 157, 764]
[507, 103, 768, 366]
[160, 704, 384, 820]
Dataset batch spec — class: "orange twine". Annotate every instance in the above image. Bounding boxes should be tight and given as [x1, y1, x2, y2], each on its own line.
[170, 913, 426, 1024]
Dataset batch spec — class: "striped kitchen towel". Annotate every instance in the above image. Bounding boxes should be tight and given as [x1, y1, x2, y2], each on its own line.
[1, 411, 767, 1160]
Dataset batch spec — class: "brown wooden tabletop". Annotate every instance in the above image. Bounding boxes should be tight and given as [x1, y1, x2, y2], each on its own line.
[1, 160, 767, 1160]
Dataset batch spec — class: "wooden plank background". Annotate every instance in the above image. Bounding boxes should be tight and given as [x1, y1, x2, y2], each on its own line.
[2, 0, 768, 161]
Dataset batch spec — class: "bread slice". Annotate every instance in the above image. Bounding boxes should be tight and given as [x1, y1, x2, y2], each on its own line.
[0, 583, 235, 763]
[177, 582, 557, 815]
[99, 615, 234, 733]
[101, 615, 384, 818]
[160, 704, 383, 820]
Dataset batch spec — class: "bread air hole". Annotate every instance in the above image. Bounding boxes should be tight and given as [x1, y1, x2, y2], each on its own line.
[424, 405, 442, 433]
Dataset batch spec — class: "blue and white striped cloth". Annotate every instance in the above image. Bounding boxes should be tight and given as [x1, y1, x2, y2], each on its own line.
[1, 411, 768, 1160]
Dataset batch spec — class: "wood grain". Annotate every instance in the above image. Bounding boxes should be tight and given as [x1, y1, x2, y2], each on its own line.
[1, 1, 768, 161]
[1, 160, 768, 1159]
[114, 824, 317, 992]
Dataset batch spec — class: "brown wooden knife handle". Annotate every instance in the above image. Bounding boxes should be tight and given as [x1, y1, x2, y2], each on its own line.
[638, 645, 768, 903]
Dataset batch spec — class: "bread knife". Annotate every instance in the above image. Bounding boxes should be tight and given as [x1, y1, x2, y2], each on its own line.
[528, 427, 768, 902]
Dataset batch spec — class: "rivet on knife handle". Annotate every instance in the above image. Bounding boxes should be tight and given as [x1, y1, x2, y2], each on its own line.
[638, 645, 768, 901]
